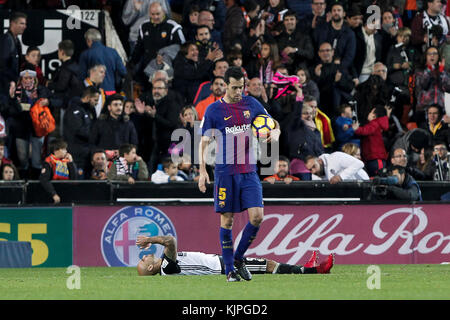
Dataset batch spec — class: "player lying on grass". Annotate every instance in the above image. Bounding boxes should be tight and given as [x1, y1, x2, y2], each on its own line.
[136, 235, 334, 278]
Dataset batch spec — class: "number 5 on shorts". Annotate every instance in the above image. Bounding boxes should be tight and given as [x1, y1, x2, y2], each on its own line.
[218, 188, 227, 200]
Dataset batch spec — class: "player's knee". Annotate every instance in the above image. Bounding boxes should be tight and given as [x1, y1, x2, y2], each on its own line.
[250, 215, 263, 226]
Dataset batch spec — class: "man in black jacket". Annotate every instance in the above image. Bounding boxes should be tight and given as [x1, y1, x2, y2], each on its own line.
[129, 2, 186, 85]
[63, 86, 100, 178]
[140, 79, 181, 173]
[48, 40, 83, 110]
[48, 40, 84, 139]
[352, 15, 383, 84]
[88, 94, 138, 155]
[313, 2, 356, 71]
[371, 165, 422, 201]
[311, 42, 354, 117]
[0, 11, 27, 95]
[276, 10, 314, 72]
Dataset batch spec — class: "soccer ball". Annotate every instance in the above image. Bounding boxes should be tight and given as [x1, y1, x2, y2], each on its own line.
[251, 114, 275, 138]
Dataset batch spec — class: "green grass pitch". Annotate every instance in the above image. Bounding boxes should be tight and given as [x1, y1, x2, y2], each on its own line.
[0, 265, 449, 300]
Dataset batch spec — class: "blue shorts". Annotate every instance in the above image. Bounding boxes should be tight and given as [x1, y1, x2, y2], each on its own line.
[214, 172, 263, 213]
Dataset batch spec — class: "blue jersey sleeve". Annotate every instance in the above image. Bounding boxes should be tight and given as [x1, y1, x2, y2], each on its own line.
[249, 96, 270, 119]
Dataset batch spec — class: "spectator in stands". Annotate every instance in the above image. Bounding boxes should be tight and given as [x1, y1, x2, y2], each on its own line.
[386, 27, 415, 94]
[298, 0, 328, 34]
[341, 142, 362, 160]
[226, 49, 249, 87]
[173, 41, 222, 104]
[223, 0, 261, 51]
[419, 104, 450, 147]
[89, 94, 138, 156]
[193, 59, 229, 105]
[0, 82, 21, 160]
[107, 143, 149, 183]
[195, 25, 222, 62]
[195, 76, 226, 120]
[22, 46, 46, 86]
[129, 2, 186, 85]
[354, 65, 391, 125]
[196, 9, 224, 48]
[392, 128, 432, 166]
[390, 147, 428, 180]
[63, 86, 100, 179]
[79, 28, 127, 95]
[295, 65, 320, 104]
[346, 5, 363, 31]
[415, 146, 436, 180]
[353, 105, 392, 177]
[432, 141, 450, 180]
[176, 154, 199, 182]
[286, 102, 324, 180]
[311, 42, 354, 117]
[247, 41, 281, 91]
[172, 105, 197, 162]
[151, 157, 183, 183]
[10, 66, 61, 179]
[276, 10, 314, 72]
[142, 43, 178, 83]
[305, 94, 335, 152]
[39, 138, 77, 204]
[121, 0, 172, 53]
[0, 11, 26, 95]
[313, 2, 356, 71]
[414, 46, 450, 124]
[353, 14, 383, 84]
[181, 3, 200, 42]
[48, 40, 84, 114]
[305, 151, 370, 183]
[371, 165, 422, 201]
[1, 163, 20, 181]
[83, 64, 106, 118]
[334, 104, 360, 150]
[411, 0, 449, 49]
[0, 137, 12, 168]
[89, 149, 108, 180]
[263, 155, 300, 184]
[260, 0, 288, 36]
[379, 10, 400, 63]
[183, 0, 227, 32]
[247, 77, 282, 120]
[141, 79, 180, 173]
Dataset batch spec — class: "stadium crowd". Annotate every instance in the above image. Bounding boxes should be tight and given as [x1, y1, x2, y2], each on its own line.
[0, 0, 450, 201]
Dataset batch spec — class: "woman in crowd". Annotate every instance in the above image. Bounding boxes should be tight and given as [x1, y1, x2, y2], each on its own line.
[414, 46, 450, 124]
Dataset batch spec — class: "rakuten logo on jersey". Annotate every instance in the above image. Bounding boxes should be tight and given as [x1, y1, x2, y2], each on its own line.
[225, 124, 251, 135]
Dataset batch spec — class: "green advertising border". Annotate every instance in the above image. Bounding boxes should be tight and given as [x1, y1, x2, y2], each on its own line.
[0, 207, 72, 267]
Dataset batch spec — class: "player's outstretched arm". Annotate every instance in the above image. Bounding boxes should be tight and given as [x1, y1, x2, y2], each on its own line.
[198, 136, 211, 193]
[136, 235, 177, 261]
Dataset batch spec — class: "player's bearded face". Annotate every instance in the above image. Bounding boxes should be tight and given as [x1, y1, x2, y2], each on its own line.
[225, 77, 244, 103]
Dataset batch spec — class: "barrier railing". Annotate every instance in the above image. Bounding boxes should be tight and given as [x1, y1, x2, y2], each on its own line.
[1, 180, 449, 205]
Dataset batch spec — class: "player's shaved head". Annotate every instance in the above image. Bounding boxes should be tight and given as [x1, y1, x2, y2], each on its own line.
[137, 254, 161, 276]
[137, 260, 153, 276]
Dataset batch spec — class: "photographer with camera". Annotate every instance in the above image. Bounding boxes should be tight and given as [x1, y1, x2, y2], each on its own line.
[432, 141, 450, 180]
[411, 0, 449, 50]
[370, 165, 422, 201]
